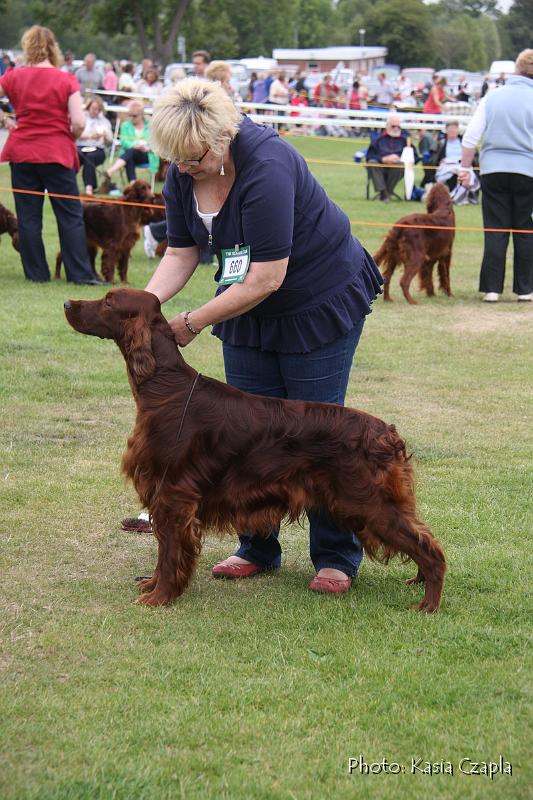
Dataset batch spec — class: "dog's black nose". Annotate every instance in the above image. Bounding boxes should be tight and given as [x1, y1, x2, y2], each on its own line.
[64, 301, 72, 310]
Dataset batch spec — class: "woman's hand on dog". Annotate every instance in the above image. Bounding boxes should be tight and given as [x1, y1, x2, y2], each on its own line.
[169, 312, 197, 347]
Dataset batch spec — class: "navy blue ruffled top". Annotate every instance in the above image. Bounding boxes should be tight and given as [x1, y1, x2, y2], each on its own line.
[163, 115, 383, 353]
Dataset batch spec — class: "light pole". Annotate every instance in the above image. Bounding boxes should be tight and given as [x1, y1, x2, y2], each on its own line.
[359, 29, 366, 47]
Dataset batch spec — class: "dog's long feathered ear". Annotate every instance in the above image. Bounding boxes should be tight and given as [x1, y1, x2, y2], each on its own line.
[122, 317, 156, 383]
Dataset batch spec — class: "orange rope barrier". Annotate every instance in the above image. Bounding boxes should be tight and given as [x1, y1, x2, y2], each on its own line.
[0, 185, 165, 210]
[1, 184, 531, 234]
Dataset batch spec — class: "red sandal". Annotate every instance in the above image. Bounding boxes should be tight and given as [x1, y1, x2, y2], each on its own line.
[212, 559, 265, 579]
[308, 575, 352, 594]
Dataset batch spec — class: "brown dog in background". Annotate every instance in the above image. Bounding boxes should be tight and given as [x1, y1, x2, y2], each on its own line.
[64, 288, 446, 612]
[373, 183, 455, 304]
[55, 181, 165, 283]
[0, 202, 19, 252]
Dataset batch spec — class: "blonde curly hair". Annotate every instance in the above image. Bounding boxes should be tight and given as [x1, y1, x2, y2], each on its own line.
[515, 49, 533, 78]
[151, 77, 241, 162]
[21, 26, 62, 68]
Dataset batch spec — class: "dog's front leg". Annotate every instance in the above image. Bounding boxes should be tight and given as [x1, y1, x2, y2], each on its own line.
[136, 499, 201, 607]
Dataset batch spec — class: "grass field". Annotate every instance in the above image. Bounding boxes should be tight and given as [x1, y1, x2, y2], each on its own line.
[0, 136, 532, 800]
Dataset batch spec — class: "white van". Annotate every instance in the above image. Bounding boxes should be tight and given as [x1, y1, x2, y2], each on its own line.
[488, 60, 516, 78]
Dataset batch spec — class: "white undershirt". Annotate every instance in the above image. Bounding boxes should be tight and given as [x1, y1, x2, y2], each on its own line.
[194, 192, 218, 235]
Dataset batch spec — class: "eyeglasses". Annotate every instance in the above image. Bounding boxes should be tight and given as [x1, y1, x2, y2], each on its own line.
[176, 148, 210, 167]
[389, 125, 401, 131]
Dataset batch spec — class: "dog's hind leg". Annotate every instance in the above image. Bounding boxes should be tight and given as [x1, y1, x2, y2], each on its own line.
[117, 252, 130, 284]
[380, 257, 398, 302]
[437, 254, 453, 296]
[399, 256, 426, 304]
[419, 259, 436, 296]
[101, 249, 118, 283]
[366, 504, 446, 612]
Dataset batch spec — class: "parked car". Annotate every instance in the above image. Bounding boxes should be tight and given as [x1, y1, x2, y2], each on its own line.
[163, 62, 194, 84]
[371, 64, 401, 81]
[488, 60, 516, 78]
[401, 67, 435, 87]
[464, 71, 484, 98]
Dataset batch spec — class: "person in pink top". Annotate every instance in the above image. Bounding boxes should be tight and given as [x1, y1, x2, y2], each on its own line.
[0, 26, 105, 284]
[103, 63, 118, 92]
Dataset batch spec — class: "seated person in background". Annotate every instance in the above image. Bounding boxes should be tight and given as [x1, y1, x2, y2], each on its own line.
[205, 60, 241, 102]
[100, 100, 159, 191]
[366, 114, 410, 201]
[75, 53, 103, 95]
[434, 120, 463, 190]
[136, 67, 164, 100]
[103, 63, 118, 92]
[118, 62, 135, 92]
[77, 95, 113, 195]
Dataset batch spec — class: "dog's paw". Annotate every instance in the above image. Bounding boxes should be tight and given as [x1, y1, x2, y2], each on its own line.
[135, 588, 177, 607]
[135, 576, 157, 593]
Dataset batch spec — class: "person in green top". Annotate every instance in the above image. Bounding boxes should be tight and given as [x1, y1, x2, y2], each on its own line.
[101, 99, 159, 190]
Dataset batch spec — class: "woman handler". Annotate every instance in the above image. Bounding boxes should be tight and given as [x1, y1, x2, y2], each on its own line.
[145, 78, 383, 594]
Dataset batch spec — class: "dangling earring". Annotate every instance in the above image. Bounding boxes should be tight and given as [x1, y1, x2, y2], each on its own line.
[220, 158, 225, 176]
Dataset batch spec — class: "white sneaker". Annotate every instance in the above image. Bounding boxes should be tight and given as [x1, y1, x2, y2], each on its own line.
[517, 293, 532, 302]
[143, 224, 157, 258]
[482, 292, 500, 302]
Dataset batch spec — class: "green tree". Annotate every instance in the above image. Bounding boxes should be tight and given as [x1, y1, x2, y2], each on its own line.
[181, 0, 239, 59]
[432, 18, 471, 68]
[436, 0, 499, 15]
[498, 0, 533, 57]
[363, 0, 434, 65]
[332, 0, 372, 45]
[1, 0, 35, 49]
[31, 0, 193, 65]
[294, 0, 336, 48]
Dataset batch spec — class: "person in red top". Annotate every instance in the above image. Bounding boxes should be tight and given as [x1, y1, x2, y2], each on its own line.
[313, 74, 339, 108]
[0, 26, 106, 284]
[423, 76, 452, 114]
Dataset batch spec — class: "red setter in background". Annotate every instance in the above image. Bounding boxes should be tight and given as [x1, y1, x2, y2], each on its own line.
[373, 183, 455, 304]
[0, 202, 19, 252]
[55, 181, 165, 283]
[64, 289, 446, 612]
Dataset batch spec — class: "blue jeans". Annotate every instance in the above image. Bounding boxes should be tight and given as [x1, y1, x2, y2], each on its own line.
[222, 320, 366, 577]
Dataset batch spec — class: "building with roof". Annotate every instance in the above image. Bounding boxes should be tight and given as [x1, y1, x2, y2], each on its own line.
[272, 46, 387, 76]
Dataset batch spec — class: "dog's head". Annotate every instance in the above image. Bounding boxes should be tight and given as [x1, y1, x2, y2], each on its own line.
[64, 288, 176, 383]
[426, 182, 453, 214]
[122, 180, 160, 225]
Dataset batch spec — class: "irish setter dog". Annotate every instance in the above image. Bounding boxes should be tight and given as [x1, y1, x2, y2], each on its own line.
[55, 181, 165, 283]
[0, 202, 19, 252]
[373, 183, 455, 304]
[64, 289, 446, 611]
